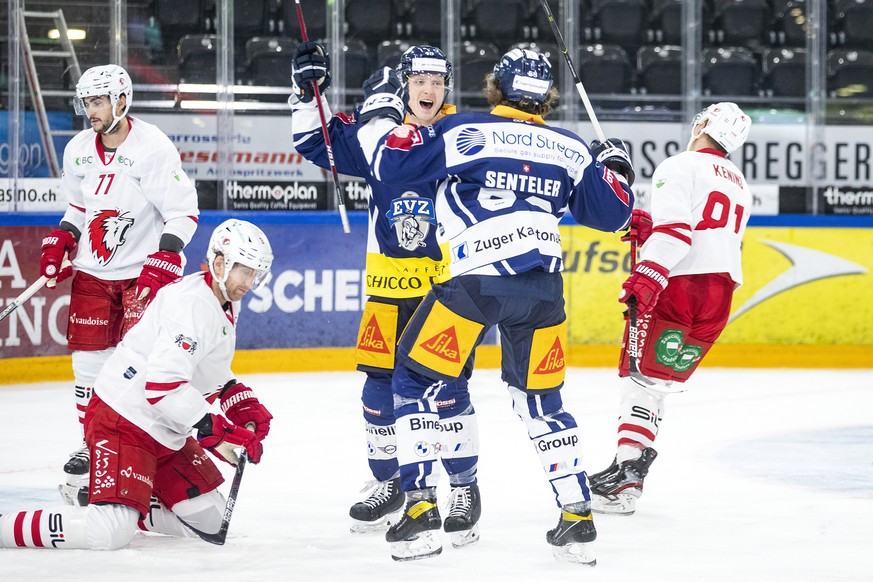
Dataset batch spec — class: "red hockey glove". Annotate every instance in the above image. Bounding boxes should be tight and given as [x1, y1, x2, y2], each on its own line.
[220, 382, 273, 441]
[619, 261, 669, 315]
[40, 229, 76, 286]
[197, 414, 263, 465]
[136, 251, 183, 300]
[621, 209, 653, 246]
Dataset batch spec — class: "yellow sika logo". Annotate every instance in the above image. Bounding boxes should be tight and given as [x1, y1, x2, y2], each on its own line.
[420, 327, 461, 362]
[358, 314, 390, 354]
[534, 337, 565, 374]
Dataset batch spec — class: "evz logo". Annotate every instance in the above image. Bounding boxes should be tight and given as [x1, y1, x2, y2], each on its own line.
[88, 209, 134, 265]
[386, 192, 436, 250]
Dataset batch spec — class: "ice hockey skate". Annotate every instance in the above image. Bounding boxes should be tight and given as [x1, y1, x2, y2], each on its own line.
[546, 502, 597, 565]
[349, 478, 404, 533]
[386, 487, 442, 561]
[589, 448, 658, 516]
[443, 484, 481, 548]
[59, 442, 90, 506]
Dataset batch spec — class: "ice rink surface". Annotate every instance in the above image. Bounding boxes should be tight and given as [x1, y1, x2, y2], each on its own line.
[1, 367, 871, 582]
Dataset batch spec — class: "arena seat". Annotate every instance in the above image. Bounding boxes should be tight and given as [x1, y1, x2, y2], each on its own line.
[701, 46, 760, 96]
[637, 44, 682, 95]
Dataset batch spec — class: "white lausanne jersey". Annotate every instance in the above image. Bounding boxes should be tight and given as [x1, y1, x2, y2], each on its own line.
[641, 148, 752, 286]
[60, 117, 199, 280]
[94, 272, 237, 450]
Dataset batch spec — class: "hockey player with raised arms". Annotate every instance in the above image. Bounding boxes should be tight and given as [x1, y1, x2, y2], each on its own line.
[588, 103, 752, 515]
[289, 44, 482, 546]
[357, 48, 635, 563]
[0, 219, 274, 550]
[36, 64, 199, 505]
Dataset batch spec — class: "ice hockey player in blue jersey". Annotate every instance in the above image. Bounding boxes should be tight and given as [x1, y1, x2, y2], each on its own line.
[289, 44, 482, 547]
[357, 48, 635, 564]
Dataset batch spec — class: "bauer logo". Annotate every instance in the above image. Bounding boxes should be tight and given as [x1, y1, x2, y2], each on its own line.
[456, 127, 487, 156]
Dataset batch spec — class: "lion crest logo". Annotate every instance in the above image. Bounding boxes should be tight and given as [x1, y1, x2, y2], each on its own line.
[88, 209, 134, 265]
[385, 192, 436, 251]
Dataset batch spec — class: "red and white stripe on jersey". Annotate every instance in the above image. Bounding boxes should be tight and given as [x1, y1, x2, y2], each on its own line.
[145, 380, 185, 405]
[651, 222, 692, 245]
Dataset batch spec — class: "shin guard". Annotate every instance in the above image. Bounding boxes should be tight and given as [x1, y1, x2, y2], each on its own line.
[507, 384, 589, 507]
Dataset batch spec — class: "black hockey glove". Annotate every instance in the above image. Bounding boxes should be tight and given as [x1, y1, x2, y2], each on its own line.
[291, 41, 331, 103]
[590, 138, 635, 186]
[362, 66, 403, 100]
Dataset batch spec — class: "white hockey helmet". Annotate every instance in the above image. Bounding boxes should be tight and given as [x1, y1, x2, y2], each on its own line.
[74, 65, 133, 133]
[689, 102, 751, 154]
[207, 219, 273, 301]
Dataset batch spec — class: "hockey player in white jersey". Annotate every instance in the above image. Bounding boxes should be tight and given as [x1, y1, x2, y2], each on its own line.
[290, 44, 483, 545]
[358, 48, 634, 563]
[36, 65, 200, 505]
[0, 219, 273, 550]
[588, 102, 753, 515]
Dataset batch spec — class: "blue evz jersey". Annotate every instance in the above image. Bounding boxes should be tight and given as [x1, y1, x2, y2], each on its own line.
[291, 95, 455, 298]
[359, 105, 634, 278]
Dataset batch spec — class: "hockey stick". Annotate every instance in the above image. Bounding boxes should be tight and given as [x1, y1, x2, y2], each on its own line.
[181, 420, 256, 545]
[181, 451, 248, 546]
[538, 0, 606, 143]
[293, 0, 351, 234]
[626, 242, 657, 387]
[0, 258, 70, 323]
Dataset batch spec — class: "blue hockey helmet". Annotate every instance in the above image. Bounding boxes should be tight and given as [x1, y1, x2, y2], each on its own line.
[492, 48, 554, 105]
[397, 45, 453, 93]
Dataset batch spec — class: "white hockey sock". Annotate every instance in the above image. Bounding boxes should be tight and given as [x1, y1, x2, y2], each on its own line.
[72, 348, 113, 431]
[617, 376, 665, 455]
[0, 504, 138, 550]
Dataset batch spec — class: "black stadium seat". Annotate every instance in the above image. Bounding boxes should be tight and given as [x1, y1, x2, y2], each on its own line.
[702, 46, 760, 96]
[244, 37, 296, 87]
[770, 0, 807, 47]
[832, 0, 873, 49]
[577, 43, 633, 94]
[649, 0, 683, 45]
[467, 0, 528, 50]
[177, 34, 217, 83]
[280, 0, 327, 40]
[637, 45, 682, 95]
[710, 0, 770, 45]
[346, 0, 399, 43]
[589, 0, 648, 48]
[828, 49, 873, 98]
[459, 40, 501, 107]
[377, 39, 425, 70]
[343, 39, 374, 105]
[153, 0, 204, 54]
[761, 47, 806, 98]
[405, 0, 442, 45]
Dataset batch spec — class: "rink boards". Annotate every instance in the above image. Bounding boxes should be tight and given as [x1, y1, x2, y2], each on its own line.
[1, 212, 871, 382]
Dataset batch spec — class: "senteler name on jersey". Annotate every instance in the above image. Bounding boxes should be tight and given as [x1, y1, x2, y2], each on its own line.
[484, 170, 562, 197]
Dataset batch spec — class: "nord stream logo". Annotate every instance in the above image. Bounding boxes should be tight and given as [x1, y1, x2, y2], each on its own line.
[456, 128, 487, 156]
[729, 240, 867, 322]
